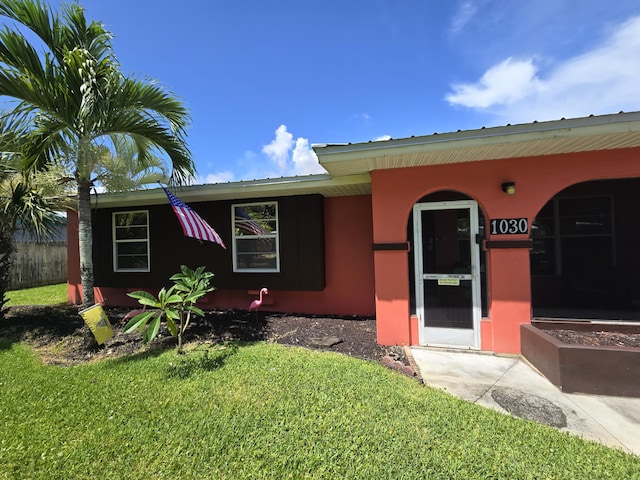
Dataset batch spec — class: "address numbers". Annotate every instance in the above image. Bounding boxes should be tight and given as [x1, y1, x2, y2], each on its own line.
[490, 218, 528, 235]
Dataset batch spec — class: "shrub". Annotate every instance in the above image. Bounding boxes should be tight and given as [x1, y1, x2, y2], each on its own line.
[124, 265, 215, 353]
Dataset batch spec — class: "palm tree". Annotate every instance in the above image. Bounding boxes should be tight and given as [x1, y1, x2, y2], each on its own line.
[0, 115, 67, 316]
[93, 136, 170, 193]
[0, 0, 195, 307]
[0, 115, 66, 235]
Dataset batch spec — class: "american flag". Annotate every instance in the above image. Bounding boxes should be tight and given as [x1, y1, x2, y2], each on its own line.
[234, 206, 269, 236]
[163, 188, 226, 248]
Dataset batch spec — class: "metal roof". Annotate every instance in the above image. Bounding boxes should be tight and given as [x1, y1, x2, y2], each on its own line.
[91, 173, 372, 208]
[313, 111, 640, 177]
[13, 221, 67, 243]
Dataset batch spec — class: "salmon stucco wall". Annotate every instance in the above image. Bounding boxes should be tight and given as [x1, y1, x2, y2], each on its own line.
[371, 147, 640, 353]
[68, 195, 376, 316]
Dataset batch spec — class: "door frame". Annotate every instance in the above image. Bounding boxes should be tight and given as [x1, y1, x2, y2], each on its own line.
[413, 200, 482, 349]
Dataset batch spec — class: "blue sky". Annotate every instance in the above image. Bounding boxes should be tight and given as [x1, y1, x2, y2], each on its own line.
[34, 1, 640, 182]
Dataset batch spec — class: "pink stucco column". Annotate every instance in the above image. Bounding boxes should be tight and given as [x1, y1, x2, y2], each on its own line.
[486, 247, 532, 353]
[374, 249, 412, 346]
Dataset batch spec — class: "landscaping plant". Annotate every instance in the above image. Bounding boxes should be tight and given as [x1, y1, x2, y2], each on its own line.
[124, 265, 214, 353]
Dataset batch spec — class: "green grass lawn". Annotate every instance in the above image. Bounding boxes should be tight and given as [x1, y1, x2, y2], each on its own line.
[1, 340, 639, 479]
[5, 283, 67, 306]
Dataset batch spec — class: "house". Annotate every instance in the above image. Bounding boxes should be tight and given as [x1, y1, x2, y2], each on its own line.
[67, 111, 640, 354]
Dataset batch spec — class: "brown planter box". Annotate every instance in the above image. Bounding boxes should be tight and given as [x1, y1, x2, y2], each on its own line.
[521, 321, 640, 397]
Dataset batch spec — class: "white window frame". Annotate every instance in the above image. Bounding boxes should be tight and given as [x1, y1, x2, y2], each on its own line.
[232, 201, 279, 273]
[112, 210, 150, 272]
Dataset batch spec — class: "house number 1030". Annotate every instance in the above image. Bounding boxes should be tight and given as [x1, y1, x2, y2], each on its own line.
[490, 218, 528, 235]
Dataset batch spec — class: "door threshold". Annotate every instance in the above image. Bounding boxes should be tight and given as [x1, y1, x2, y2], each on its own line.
[420, 343, 479, 351]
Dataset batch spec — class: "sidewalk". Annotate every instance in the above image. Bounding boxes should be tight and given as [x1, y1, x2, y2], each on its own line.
[410, 347, 640, 456]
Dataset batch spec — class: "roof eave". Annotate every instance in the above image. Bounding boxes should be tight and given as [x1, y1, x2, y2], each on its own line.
[88, 173, 372, 208]
[313, 111, 640, 176]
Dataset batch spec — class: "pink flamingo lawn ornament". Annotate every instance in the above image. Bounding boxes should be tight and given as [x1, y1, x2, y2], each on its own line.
[249, 288, 268, 318]
[123, 305, 146, 321]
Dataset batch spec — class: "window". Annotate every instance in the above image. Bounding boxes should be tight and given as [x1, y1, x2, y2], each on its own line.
[113, 211, 150, 272]
[232, 202, 279, 272]
[531, 196, 614, 276]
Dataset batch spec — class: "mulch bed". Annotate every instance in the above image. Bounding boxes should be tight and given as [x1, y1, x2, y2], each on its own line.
[544, 328, 640, 348]
[4, 305, 640, 374]
[0, 305, 414, 375]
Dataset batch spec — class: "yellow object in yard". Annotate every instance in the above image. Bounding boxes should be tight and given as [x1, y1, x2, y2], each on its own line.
[79, 304, 114, 345]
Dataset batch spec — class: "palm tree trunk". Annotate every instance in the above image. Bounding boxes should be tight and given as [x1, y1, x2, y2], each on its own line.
[77, 180, 95, 307]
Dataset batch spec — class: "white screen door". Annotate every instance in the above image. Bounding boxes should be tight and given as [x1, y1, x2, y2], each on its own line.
[413, 200, 481, 348]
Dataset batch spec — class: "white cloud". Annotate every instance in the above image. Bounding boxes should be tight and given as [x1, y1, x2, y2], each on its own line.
[354, 113, 371, 122]
[374, 134, 392, 141]
[261, 125, 293, 172]
[450, 1, 478, 35]
[446, 57, 541, 108]
[260, 125, 326, 177]
[212, 126, 326, 182]
[197, 171, 235, 184]
[292, 137, 326, 175]
[445, 15, 640, 122]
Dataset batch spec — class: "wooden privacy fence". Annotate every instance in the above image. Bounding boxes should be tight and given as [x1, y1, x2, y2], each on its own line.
[9, 241, 67, 289]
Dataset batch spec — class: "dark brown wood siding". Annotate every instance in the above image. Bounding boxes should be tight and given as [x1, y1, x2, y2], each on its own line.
[93, 194, 325, 291]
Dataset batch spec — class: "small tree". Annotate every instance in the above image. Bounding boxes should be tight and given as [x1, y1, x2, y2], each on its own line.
[124, 265, 214, 353]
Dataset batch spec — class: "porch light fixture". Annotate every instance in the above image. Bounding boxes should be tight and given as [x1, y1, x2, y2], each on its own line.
[501, 181, 516, 195]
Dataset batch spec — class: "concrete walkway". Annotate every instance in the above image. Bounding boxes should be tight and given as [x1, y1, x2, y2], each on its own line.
[410, 347, 640, 456]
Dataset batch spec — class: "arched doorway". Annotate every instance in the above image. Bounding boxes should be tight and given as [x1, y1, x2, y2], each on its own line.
[408, 191, 488, 348]
[531, 178, 640, 320]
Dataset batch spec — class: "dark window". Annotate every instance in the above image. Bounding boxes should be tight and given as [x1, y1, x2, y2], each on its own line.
[531, 196, 614, 276]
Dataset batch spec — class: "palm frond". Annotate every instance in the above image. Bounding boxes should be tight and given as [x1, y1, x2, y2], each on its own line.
[3, 179, 64, 240]
[0, 27, 46, 76]
[92, 135, 168, 192]
[0, 111, 69, 240]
